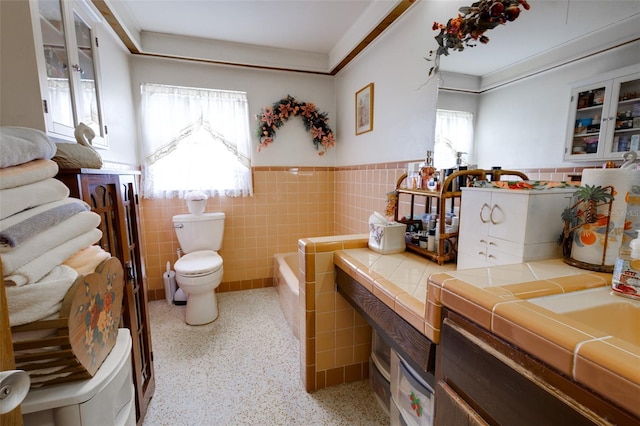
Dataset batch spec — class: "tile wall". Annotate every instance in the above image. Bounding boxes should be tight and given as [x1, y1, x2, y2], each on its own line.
[334, 162, 585, 235]
[140, 167, 335, 300]
[334, 163, 408, 234]
[141, 163, 587, 301]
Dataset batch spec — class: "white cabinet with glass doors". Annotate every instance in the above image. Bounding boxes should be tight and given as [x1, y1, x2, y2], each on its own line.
[564, 64, 640, 161]
[30, 0, 108, 148]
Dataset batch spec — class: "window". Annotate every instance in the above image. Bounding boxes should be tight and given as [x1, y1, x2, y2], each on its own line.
[434, 109, 474, 170]
[140, 83, 253, 199]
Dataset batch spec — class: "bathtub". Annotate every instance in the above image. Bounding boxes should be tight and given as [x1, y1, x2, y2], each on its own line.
[274, 252, 299, 339]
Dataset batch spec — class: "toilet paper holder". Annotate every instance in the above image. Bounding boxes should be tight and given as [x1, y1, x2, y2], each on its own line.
[0, 370, 30, 414]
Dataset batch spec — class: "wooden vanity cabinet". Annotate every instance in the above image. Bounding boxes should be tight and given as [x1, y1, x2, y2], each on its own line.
[435, 309, 638, 426]
[434, 381, 488, 426]
[56, 168, 154, 425]
[335, 267, 436, 383]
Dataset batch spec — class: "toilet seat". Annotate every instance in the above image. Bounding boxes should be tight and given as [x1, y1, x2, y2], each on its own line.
[174, 250, 223, 277]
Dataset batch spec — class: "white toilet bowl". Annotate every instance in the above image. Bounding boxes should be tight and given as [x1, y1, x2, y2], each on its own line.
[174, 250, 223, 325]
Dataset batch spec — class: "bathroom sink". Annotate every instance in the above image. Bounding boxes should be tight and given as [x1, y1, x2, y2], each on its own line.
[528, 287, 640, 347]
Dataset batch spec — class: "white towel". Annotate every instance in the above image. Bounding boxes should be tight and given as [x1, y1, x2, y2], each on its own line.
[4, 228, 102, 286]
[5, 265, 78, 327]
[0, 159, 59, 189]
[1, 210, 100, 275]
[0, 178, 70, 220]
[0, 127, 57, 168]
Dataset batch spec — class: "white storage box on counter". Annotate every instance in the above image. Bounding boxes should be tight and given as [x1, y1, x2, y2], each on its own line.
[391, 351, 434, 426]
[368, 211, 407, 254]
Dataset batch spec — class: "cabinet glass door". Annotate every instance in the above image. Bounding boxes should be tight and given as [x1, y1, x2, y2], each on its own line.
[607, 76, 640, 156]
[35, 0, 107, 148]
[70, 9, 105, 146]
[567, 81, 611, 158]
[38, 0, 75, 136]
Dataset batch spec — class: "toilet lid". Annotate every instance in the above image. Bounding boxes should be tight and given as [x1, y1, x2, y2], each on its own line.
[174, 251, 222, 276]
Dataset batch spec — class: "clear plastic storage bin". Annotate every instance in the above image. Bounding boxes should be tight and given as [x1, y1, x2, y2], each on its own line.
[369, 356, 391, 415]
[372, 330, 391, 379]
[390, 397, 408, 426]
[391, 351, 434, 426]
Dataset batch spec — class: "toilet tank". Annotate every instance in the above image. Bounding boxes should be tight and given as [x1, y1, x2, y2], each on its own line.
[172, 212, 225, 253]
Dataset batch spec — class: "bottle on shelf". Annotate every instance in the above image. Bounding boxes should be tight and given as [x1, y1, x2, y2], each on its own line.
[612, 228, 640, 300]
[407, 162, 421, 189]
[420, 151, 436, 189]
[427, 229, 436, 252]
[434, 219, 440, 254]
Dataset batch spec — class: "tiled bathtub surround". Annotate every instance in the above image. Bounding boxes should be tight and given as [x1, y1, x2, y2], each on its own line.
[140, 163, 593, 302]
[298, 235, 374, 392]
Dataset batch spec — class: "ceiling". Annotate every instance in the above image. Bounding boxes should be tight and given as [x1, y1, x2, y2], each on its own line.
[98, 0, 640, 77]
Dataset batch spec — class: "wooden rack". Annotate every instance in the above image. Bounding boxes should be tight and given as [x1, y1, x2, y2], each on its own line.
[10, 258, 124, 387]
[394, 169, 529, 265]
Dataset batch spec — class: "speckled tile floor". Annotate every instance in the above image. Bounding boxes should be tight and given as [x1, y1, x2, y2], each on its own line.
[143, 287, 390, 426]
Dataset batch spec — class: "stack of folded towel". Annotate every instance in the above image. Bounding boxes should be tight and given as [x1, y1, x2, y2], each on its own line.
[0, 127, 109, 327]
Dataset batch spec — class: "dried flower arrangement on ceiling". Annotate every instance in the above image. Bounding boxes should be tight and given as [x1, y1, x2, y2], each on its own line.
[427, 0, 531, 76]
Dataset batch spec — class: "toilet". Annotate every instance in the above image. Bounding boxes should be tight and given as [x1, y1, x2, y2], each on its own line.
[172, 212, 225, 325]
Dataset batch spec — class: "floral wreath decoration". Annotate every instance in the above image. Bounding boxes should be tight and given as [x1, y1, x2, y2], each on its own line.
[427, 0, 531, 76]
[256, 95, 336, 156]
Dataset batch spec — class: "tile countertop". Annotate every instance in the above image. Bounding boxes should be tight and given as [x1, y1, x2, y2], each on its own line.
[333, 248, 639, 418]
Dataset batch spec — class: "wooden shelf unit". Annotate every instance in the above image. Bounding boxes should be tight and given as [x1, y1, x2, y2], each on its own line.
[56, 168, 155, 425]
[394, 169, 529, 265]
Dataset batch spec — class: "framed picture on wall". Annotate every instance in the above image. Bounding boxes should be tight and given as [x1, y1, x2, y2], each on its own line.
[355, 83, 374, 135]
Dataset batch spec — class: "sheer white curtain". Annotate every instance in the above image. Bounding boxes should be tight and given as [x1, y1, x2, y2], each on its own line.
[48, 78, 74, 129]
[434, 109, 474, 170]
[80, 80, 100, 135]
[140, 84, 253, 199]
[47, 79, 99, 133]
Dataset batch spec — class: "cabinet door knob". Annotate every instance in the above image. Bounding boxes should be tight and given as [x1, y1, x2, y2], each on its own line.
[72, 64, 84, 74]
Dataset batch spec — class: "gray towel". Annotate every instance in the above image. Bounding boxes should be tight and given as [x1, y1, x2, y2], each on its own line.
[0, 202, 89, 249]
[0, 127, 57, 168]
